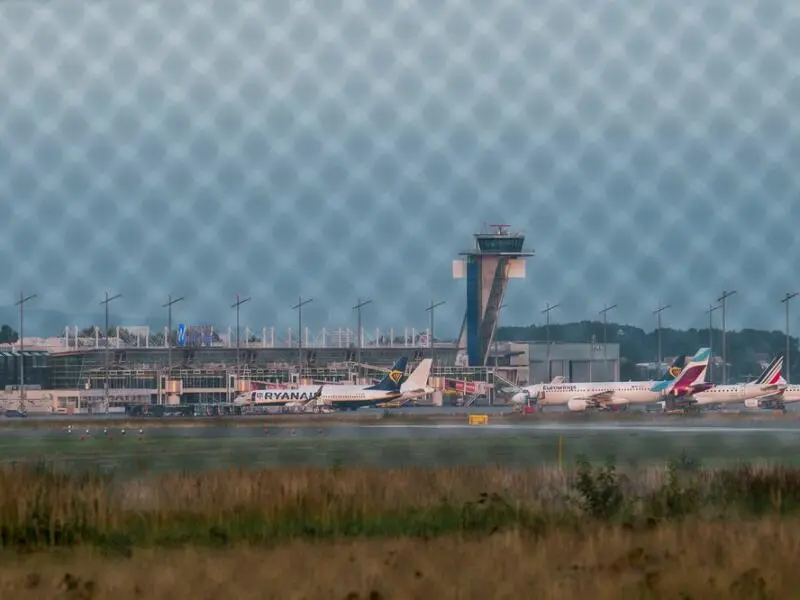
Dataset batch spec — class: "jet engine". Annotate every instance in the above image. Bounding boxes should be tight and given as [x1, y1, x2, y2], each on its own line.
[567, 398, 588, 412]
[744, 398, 761, 409]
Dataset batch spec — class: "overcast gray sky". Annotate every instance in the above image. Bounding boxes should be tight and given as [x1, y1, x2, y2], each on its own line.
[1, 0, 798, 336]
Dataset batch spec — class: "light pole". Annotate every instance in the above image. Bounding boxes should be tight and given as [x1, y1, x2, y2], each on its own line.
[706, 303, 720, 383]
[717, 290, 737, 384]
[599, 303, 617, 381]
[541, 302, 560, 382]
[100, 291, 122, 409]
[782, 293, 798, 383]
[292, 296, 313, 368]
[163, 294, 185, 378]
[231, 294, 251, 375]
[653, 303, 671, 370]
[352, 298, 372, 369]
[425, 300, 445, 367]
[14, 291, 37, 411]
[491, 302, 508, 369]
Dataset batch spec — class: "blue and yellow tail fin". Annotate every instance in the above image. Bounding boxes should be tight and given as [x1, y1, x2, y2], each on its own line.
[659, 355, 686, 381]
[365, 357, 408, 392]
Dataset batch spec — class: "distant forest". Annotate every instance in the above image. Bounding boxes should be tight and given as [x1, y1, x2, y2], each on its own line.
[497, 321, 797, 382]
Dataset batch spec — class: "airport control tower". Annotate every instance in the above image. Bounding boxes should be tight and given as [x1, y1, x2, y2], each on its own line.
[453, 224, 533, 366]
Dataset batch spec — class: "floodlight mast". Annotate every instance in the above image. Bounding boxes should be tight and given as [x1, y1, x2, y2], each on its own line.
[599, 303, 617, 381]
[231, 294, 251, 375]
[163, 294, 185, 378]
[292, 296, 314, 367]
[352, 298, 373, 369]
[425, 300, 445, 367]
[14, 291, 37, 411]
[99, 291, 122, 409]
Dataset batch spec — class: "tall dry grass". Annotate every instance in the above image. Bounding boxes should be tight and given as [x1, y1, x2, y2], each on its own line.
[0, 521, 795, 599]
[3, 462, 800, 551]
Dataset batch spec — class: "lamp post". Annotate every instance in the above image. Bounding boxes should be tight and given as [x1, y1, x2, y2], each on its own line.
[599, 303, 617, 381]
[162, 294, 185, 378]
[717, 290, 737, 384]
[706, 303, 720, 383]
[653, 303, 671, 370]
[292, 297, 313, 368]
[352, 298, 372, 369]
[99, 291, 122, 409]
[541, 302, 560, 382]
[231, 294, 251, 375]
[782, 293, 798, 383]
[425, 300, 445, 367]
[14, 291, 37, 411]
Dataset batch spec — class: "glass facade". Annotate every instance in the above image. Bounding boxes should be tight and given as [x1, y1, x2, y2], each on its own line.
[475, 235, 525, 253]
[0, 351, 52, 389]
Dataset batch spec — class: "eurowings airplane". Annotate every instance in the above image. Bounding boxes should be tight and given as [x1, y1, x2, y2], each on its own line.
[510, 352, 703, 411]
[682, 354, 786, 408]
[233, 357, 408, 411]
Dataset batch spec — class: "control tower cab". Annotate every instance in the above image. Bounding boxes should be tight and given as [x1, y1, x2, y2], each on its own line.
[452, 224, 533, 366]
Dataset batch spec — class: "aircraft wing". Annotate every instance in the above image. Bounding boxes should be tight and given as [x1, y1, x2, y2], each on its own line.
[759, 384, 785, 394]
[572, 390, 615, 404]
[752, 388, 784, 400]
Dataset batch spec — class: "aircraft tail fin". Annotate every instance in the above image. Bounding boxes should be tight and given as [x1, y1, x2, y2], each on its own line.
[671, 347, 711, 388]
[401, 359, 432, 393]
[753, 353, 784, 385]
[660, 355, 686, 381]
[651, 348, 710, 394]
[366, 357, 408, 392]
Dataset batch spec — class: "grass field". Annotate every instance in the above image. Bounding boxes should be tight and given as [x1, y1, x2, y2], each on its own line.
[0, 522, 794, 599]
[1, 424, 800, 473]
[1, 462, 800, 597]
[2, 461, 800, 597]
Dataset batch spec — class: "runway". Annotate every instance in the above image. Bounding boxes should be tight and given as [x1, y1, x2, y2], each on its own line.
[2, 416, 800, 475]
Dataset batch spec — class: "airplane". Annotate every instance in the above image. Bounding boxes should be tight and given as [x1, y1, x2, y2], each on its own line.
[747, 375, 798, 412]
[680, 354, 786, 409]
[729, 356, 800, 412]
[509, 352, 701, 411]
[233, 357, 408, 411]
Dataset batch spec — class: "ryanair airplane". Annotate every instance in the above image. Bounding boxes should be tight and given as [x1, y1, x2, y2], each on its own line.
[233, 357, 408, 411]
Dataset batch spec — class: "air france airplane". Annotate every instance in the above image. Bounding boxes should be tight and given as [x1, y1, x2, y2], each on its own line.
[683, 354, 786, 408]
[734, 357, 799, 412]
[510, 352, 708, 411]
[749, 377, 798, 412]
[233, 357, 408, 411]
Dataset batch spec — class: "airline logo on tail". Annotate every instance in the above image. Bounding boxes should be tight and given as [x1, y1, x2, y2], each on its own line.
[650, 355, 685, 384]
[662, 354, 686, 381]
[650, 348, 710, 395]
[754, 354, 784, 386]
[366, 357, 408, 392]
[668, 348, 711, 395]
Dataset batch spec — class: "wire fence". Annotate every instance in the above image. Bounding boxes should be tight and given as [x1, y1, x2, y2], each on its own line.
[0, 1, 798, 452]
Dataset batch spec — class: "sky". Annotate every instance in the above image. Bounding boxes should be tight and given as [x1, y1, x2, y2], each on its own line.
[0, 0, 799, 338]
